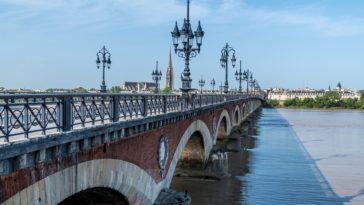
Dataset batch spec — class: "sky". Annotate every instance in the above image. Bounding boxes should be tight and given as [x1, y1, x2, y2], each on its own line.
[0, 0, 364, 90]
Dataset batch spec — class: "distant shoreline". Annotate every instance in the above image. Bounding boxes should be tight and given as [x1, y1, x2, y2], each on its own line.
[265, 106, 364, 111]
[265, 91, 364, 110]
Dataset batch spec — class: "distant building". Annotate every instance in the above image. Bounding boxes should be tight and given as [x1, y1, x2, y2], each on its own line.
[268, 89, 325, 101]
[0, 88, 37, 94]
[336, 82, 342, 91]
[165, 48, 174, 90]
[268, 87, 359, 100]
[121, 81, 156, 92]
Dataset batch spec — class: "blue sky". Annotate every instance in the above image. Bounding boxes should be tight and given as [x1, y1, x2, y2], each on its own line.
[0, 0, 364, 90]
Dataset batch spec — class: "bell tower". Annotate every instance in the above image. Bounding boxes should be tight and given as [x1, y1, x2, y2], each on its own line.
[165, 48, 174, 90]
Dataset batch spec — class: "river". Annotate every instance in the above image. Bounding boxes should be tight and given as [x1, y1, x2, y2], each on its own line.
[171, 108, 364, 205]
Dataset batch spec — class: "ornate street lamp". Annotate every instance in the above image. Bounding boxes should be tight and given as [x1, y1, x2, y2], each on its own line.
[96, 46, 111, 93]
[249, 75, 255, 95]
[243, 69, 251, 94]
[235, 60, 243, 93]
[219, 82, 224, 94]
[210, 78, 216, 93]
[198, 76, 205, 94]
[152, 61, 162, 94]
[220, 43, 236, 93]
[171, 0, 204, 93]
[254, 80, 260, 95]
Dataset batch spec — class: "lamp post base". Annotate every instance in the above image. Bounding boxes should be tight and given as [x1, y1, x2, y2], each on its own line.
[224, 87, 229, 94]
[100, 85, 107, 93]
[179, 88, 198, 111]
[180, 88, 192, 93]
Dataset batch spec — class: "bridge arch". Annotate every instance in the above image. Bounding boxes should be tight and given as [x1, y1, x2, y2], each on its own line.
[163, 120, 212, 187]
[233, 105, 241, 127]
[214, 109, 232, 143]
[2, 159, 158, 205]
[59, 187, 130, 205]
[241, 103, 246, 119]
[178, 131, 205, 168]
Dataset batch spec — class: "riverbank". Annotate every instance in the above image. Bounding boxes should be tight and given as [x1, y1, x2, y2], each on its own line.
[265, 105, 364, 111]
[266, 91, 364, 110]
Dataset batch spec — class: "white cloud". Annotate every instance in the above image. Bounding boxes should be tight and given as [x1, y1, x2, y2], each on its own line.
[0, 0, 364, 37]
[110, 0, 209, 25]
[242, 8, 364, 37]
[0, 0, 211, 32]
[198, 0, 364, 37]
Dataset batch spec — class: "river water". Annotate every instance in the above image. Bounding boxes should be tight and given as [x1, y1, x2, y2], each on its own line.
[171, 108, 364, 204]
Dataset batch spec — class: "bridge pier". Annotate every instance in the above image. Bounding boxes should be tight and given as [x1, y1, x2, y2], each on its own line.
[170, 101, 263, 181]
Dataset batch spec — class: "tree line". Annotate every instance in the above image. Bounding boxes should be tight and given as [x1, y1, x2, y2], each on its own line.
[266, 91, 364, 109]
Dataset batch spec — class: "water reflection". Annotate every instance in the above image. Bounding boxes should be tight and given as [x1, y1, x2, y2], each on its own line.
[171, 152, 247, 205]
[243, 109, 344, 205]
[278, 109, 364, 204]
[171, 112, 259, 205]
[171, 109, 350, 204]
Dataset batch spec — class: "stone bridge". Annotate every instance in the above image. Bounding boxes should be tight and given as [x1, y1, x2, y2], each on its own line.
[0, 93, 263, 204]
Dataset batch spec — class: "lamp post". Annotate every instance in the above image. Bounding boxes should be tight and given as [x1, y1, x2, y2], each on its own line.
[254, 80, 260, 95]
[198, 76, 205, 94]
[219, 82, 223, 94]
[96, 46, 111, 93]
[152, 61, 162, 94]
[220, 43, 236, 94]
[171, 0, 204, 93]
[249, 75, 255, 95]
[235, 60, 243, 93]
[210, 78, 216, 93]
[243, 69, 251, 94]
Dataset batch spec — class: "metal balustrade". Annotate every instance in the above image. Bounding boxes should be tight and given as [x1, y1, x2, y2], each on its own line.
[0, 92, 263, 143]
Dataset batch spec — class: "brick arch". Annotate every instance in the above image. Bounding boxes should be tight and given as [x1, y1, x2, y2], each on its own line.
[2, 159, 159, 205]
[242, 103, 247, 119]
[59, 187, 130, 205]
[233, 105, 241, 126]
[162, 120, 212, 188]
[178, 131, 205, 166]
[214, 109, 232, 143]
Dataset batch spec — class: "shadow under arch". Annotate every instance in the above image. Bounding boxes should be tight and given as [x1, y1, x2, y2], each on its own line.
[233, 105, 241, 127]
[163, 120, 212, 188]
[241, 103, 247, 119]
[178, 131, 205, 168]
[59, 187, 129, 205]
[214, 109, 232, 143]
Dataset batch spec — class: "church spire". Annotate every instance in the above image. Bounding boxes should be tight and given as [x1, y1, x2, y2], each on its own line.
[168, 47, 173, 68]
[165, 47, 174, 90]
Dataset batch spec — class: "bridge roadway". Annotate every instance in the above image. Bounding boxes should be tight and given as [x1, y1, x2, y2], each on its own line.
[0, 92, 263, 205]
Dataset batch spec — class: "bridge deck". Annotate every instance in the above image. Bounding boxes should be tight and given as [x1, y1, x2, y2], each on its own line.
[0, 93, 262, 145]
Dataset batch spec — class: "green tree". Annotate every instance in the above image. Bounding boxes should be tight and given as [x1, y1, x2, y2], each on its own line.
[283, 99, 294, 107]
[265, 99, 280, 108]
[283, 97, 302, 107]
[45, 88, 55, 93]
[302, 98, 315, 108]
[162, 87, 173, 94]
[314, 96, 324, 108]
[320, 91, 341, 108]
[342, 98, 357, 109]
[360, 92, 364, 102]
[74, 87, 88, 93]
[110, 86, 122, 93]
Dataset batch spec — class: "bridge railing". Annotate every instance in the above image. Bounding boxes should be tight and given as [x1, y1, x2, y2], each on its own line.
[0, 92, 259, 144]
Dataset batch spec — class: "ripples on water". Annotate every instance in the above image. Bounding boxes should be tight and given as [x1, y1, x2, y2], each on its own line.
[278, 109, 364, 205]
[171, 109, 356, 205]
